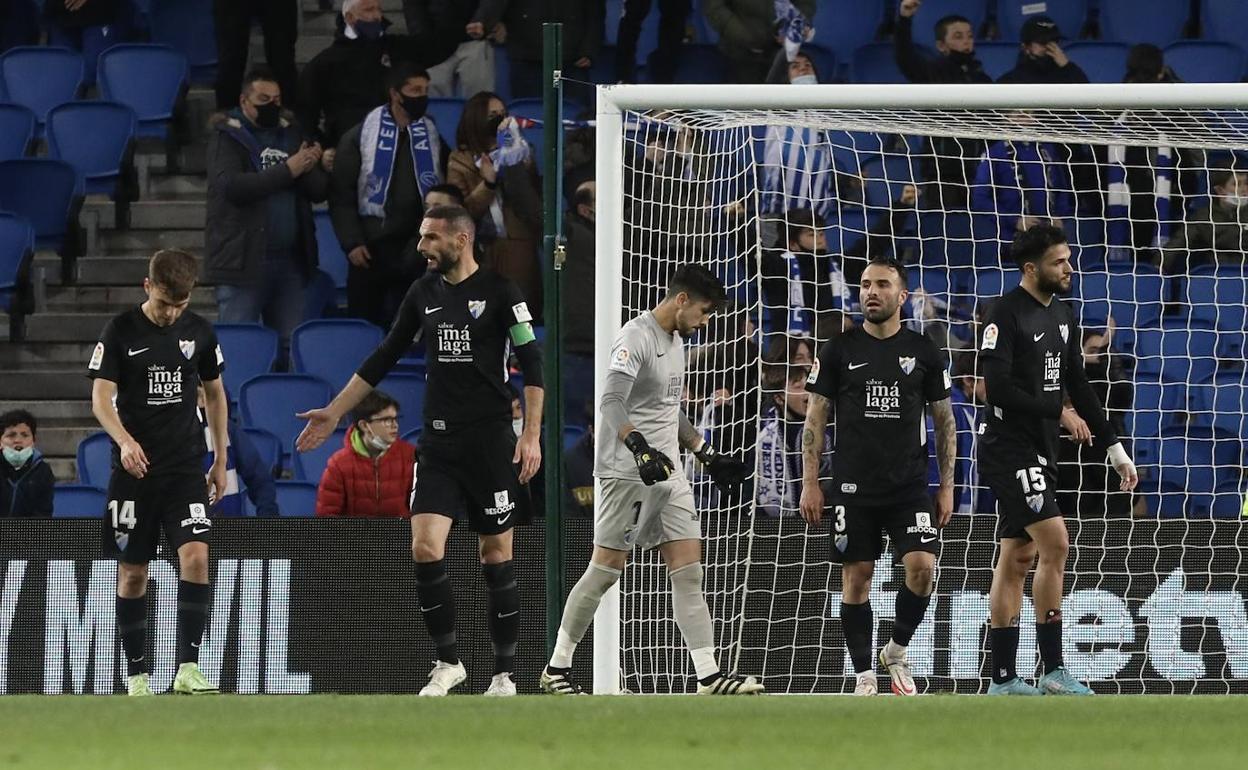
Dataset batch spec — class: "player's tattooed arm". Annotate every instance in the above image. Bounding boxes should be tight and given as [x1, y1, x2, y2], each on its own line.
[677, 410, 705, 452]
[801, 393, 830, 484]
[931, 397, 956, 526]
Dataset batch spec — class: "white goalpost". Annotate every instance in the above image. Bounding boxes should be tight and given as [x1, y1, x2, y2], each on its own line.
[593, 83, 1248, 695]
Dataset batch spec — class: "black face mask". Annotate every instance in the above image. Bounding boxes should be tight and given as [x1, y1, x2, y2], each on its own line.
[252, 102, 281, 129]
[354, 19, 385, 40]
[487, 114, 506, 133]
[401, 95, 428, 120]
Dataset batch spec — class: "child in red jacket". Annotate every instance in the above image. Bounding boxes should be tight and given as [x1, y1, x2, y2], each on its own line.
[316, 390, 417, 518]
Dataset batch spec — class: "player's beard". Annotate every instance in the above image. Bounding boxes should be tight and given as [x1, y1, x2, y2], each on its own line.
[862, 298, 898, 324]
[429, 248, 459, 275]
[1037, 271, 1070, 296]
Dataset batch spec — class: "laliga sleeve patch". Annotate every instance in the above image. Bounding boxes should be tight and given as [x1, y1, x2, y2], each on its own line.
[806, 357, 820, 384]
[512, 302, 533, 324]
[609, 345, 631, 372]
[88, 342, 104, 371]
[943, 370, 952, 390]
[981, 323, 999, 351]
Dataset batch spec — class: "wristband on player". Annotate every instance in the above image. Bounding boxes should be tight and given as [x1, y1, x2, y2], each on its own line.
[623, 431, 650, 455]
[1107, 442, 1132, 468]
[693, 443, 718, 465]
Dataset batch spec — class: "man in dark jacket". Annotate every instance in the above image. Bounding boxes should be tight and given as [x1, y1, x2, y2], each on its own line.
[213, 0, 299, 111]
[403, 0, 507, 98]
[0, 409, 54, 518]
[504, 0, 604, 105]
[206, 68, 330, 369]
[893, 0, 990, 209]
[997, 16, 1088, 84]
[296, 0, 451, 150]
[331, 64, 448, 329]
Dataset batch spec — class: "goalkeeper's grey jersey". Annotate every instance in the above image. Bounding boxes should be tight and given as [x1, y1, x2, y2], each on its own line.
[595, 312, 686, 480]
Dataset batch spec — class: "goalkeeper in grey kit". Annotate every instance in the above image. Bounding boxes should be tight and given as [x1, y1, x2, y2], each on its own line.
[540, 265, 763, 695]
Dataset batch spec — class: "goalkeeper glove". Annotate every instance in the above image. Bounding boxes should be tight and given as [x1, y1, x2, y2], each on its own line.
[695, 442, 748, 491]
[624, 431, 675, 486]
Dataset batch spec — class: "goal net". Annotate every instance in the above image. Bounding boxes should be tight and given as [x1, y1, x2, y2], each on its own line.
[592, 84, 1248, 695]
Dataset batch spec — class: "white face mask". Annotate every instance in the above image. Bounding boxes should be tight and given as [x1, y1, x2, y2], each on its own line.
[790, 74, 818, 85]
[512, 418, 524, 438]
[365, 428, 393, 452]
[1224, 194, 1248, 209]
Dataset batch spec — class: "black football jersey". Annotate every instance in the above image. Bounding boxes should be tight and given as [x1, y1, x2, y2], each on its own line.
[358, 268, 536, 430]
[87, 307, 222, 475]
[807, 326, 950, 504]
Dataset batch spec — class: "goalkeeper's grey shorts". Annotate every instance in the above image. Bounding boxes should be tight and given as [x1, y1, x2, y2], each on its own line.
[595, 475, 701, 551]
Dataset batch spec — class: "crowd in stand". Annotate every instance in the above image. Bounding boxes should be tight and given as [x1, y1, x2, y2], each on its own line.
[1, 0, 1244, 520]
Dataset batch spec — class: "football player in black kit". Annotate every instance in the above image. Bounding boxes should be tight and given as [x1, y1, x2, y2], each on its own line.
[87, 249, 228, 697]
[800, 257, 958, 696]
[296, 205, 543, 697]
[978, 224, 1137, 696]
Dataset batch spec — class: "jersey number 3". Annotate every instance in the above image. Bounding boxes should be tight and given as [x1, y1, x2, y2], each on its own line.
[833, 504, 847, 533]
[1014, 467, 1047, 494]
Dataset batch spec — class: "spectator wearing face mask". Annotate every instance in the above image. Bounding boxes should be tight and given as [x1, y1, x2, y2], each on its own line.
[296, 0, 453, 150]
[316, 390, 417, 518]
[1161, 168, 1248, 273]
[207, 67, 330, 370]
[704, 0, 816, 84]
[0, 409, 54, 518]
[996, 16, 1087, 85]
[756, 365, 829, 517]
[330, 64, 448, 330]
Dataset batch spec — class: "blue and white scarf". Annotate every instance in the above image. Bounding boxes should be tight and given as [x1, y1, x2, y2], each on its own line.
[762, 127, 836, 221]
[358, 105, 443, 219]
[1106, 138, 1173, 262]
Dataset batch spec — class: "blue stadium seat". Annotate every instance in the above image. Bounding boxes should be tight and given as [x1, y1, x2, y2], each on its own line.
[97, 44, 188, 140]
[1209, 479, 1244, 518]
[0, 158, 82, 254]
[292, 427, 346, 483]
[1202, 0, 1248, 45]
[668, 44, 732, 84]
[1107, 268, 1165, 328]
[0, 46, 83, 127]
[1064, 42, 1130, 83]
[238, 373, 333, 462]
[46, 101, 137, 197]
[860, 156, 916, 209]
[606, 0, 661, 63]
[1143, 481, 1210, 518]
[274, 480, 318, 517]
[0, 211, 33, 336]
[812, 0, 884, 71]
[1163, 41, 1246, 83]
[53, 484, 106, 518]
[1187, 377, 1248, 441]
[971, 267, 1021, 298]
[376, 372, 426, 437]
[851, 43, 908, 84]
[564, 424, 586, 450]
[150, 0, 217, 84]
[911, 0, 989, 37]
[0, 102, 34, 160]
[303, 268, 336, 320]
[689, 0, 718, 44]
[313, 210, 348, 296]
[401, 426, 422, 445]
[1155, 426, 1242, 497]
[426, 98, 464, 145]
[974, 42, 1023, 80]
[1135, 328, 1218, 383]
[996, 0, 1088, 41]
[291, 319, 384, 391]
[1097, 0, 1190, 47]
[492, 44, 511, 102]
[1186, 267, 1247, 329]
[1126, 381, 1182, 439]
[796, 43, 838, 83]
[241, 426, 282, 478]
[214, 323, 278, 401]
[75, 431, 112, 489]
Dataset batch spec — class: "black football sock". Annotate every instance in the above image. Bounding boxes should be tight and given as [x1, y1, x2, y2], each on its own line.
[415, 560, 459, 665]
[892, 584, 932, 648]
[1037, 610, 1064, 674]
[840, 601, 874, 675]
[483, 561, 520, 675]
[117, 595, 148, 676]
[990, 626, 1020, 684]
[176, 580, 211, 665]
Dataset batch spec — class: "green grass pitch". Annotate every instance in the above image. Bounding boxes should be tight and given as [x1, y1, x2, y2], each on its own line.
[1, 695, 1245, 769]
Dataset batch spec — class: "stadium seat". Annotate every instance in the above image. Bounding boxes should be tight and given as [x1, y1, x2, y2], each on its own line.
[911, 0, 989, 37]
[0, 102, 34, 160]
[0, 158, 83, 255]
[604, 0, 661, 63]
[1209, 479, 1244, 518]
[274, 480, 318, 517]
[563, 425, 586, 450]
[53, 484, 106, 518]
[995, 0, 1088, 41]
[796, 43, 838, 83]
[97, 44, 188, 140]
[1186, 267, 1247, 330]
[1135, 327, 1218, 383]
[1126, 380, 1184, 439]
[1155, 426, 1242, 499]
[0, 46, 83, 127]
[46, 101, 137, 197]
[292, 427, 346, 483]
[75, 431, 112, 489]
[492, 45, 511, 102]
[1143, 481, 1209, 518]
[860, 156, 916, 209]
[376, 372, 426, 437]
[426, 98, 464, 144]
[1097, 0, 1190, 47]
[1202, 0, 1248, 45]
[241, 426, 282, 478]
[667, 44, 732, 84]
[313, 210, 348, 297]
[150, 0, 217, 84]
[238, 373, 333, 462]
[973, 42, 1022, 80]
[851, 43, 909, 84]
[214, 323, 279, 401]
[1162, 41, 1246, 83]
[401, 426, 421, 445]
[1064, 43, 1130, 83]
[303, 268, 336, 320]
[1107, 268, 1165, 328]
[291, 319, 384, 391]
[971, 267, 1021, 298]
[812, 0, 883, 71]
[0, 211, 34, 338]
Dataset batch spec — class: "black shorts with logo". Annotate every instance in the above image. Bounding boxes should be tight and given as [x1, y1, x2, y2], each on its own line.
[828, 489, 940, 564]
[102, 466, 211, 564]
[980, 447, 1062, 541]
[411, 420, 532, 534]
